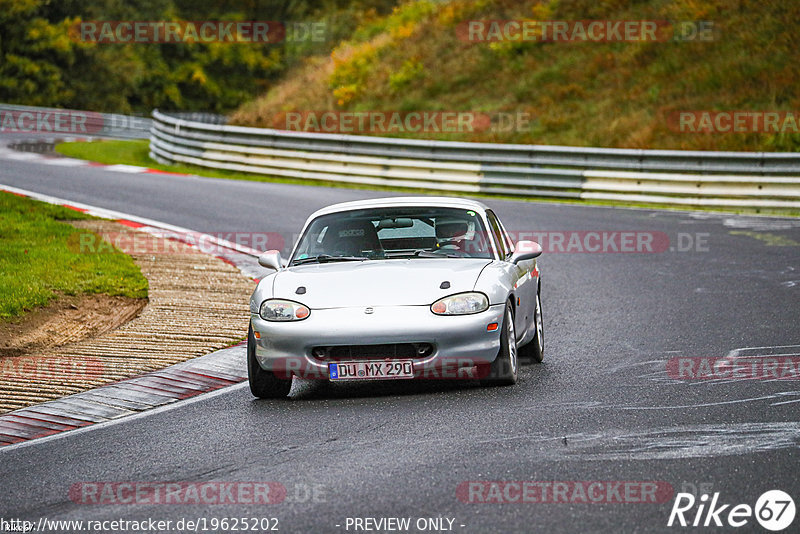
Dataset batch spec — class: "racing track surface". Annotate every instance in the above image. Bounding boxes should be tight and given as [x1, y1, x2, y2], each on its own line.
[0, 155, 799, 533]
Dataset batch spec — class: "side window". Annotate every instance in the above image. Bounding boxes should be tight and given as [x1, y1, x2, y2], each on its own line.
[485, 211, 508, 259]
[497, 218, 515, 254]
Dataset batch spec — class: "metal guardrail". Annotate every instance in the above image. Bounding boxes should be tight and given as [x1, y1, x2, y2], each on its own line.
[149, 109, 800, 210]
[1, 103, 151, 140]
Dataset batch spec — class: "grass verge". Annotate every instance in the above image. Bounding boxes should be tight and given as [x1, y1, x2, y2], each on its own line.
[0, 191, 148, 320]
[55, 139, 799, 217]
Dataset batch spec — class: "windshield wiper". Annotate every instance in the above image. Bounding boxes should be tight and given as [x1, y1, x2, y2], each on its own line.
[415, 250, 458, 258]
[386, 250, 458, 259]
[291, 254, 369, 265]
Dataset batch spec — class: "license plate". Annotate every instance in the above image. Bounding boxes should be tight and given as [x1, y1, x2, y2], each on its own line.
[329, 360, 414, 380]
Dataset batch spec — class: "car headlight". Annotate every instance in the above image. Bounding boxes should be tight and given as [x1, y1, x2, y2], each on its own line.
[259, 299, 310, 321]
[431, 292, 489, 315]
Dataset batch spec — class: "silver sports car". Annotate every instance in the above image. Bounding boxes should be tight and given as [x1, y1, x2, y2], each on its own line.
[247, 197, 544, 398]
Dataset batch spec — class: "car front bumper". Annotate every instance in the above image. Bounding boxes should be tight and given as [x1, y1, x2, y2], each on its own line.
[250, 304, 505, 379]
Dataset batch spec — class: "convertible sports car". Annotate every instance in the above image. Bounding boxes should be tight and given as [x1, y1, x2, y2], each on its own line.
[247, 197, 544, 398]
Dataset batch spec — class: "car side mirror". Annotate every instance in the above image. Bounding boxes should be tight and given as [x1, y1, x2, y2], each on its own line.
[258, 250, 282, 271]
[511, 240, 542, 263]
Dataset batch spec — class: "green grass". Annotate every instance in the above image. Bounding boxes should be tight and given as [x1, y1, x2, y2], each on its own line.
[55, 139, 799, 217]
[55, 139, 154, 167]
[0, 191, 148, 320]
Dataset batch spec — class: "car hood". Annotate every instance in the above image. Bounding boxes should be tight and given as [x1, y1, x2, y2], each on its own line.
[272, 258, 492, 308]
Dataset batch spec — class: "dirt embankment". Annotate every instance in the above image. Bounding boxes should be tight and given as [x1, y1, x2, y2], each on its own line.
[0, 294, 146, 359]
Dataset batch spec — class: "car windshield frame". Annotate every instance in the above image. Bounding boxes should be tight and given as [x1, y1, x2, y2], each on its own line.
[288, 206, 497, 265]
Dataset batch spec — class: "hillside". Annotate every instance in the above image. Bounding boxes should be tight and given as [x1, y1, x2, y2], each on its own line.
[0, 0, 396, 113]
[230, 0, 800, 151]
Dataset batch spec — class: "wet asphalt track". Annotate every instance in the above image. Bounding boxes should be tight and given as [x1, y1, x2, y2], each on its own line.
[0, 153, 799, 533]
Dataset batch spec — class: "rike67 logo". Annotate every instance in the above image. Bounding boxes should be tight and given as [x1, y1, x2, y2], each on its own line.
[668, 490, 795, 531]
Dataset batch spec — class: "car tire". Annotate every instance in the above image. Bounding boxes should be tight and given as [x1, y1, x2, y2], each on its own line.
[480, 301, 518, 386]
[247, 324, 292, 399]
[518, 291, 544, 363]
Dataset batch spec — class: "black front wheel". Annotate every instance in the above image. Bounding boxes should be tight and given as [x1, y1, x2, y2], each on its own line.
[519, 292, 543, 363]
[480, 301, 518, 386]
[247, 324, 292, 399]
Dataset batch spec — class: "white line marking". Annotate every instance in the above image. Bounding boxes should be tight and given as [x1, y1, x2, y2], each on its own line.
[39, 158, 89, 166]
[103, 164, 149, 173]
[617, 394, 791, 410]
[728, 344, 800, 358]
[3, 152, 40, 160]
[770, 399, 800, 406]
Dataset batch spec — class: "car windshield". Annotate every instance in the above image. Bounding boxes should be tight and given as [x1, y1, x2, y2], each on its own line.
[290, 207, 494, 265]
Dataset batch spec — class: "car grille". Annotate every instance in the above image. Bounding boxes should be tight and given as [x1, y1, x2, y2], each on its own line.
[311, 343, 433, 360]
